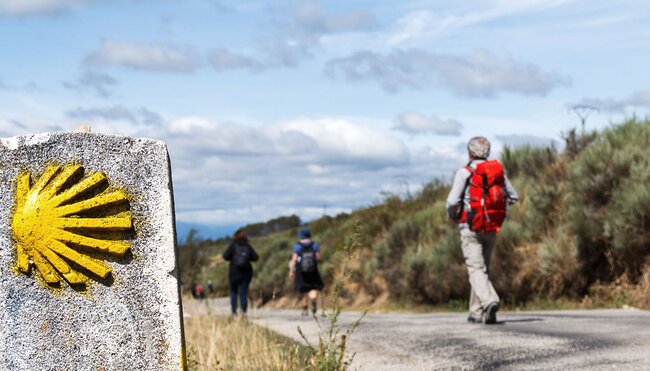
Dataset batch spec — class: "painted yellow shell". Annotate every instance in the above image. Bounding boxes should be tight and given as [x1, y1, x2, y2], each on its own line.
[12, 164, 133, 285]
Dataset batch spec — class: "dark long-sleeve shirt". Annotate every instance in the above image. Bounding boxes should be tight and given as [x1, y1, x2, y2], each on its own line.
[222, 240, 259, 277]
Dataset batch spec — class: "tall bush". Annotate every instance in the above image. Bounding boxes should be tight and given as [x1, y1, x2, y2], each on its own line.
[568, 119, 650, 282]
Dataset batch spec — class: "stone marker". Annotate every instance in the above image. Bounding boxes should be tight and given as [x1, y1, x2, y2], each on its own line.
[0, 132, 186, 370]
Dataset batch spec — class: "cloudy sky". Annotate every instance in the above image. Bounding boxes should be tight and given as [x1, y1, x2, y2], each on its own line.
[2, 0, 650, 234]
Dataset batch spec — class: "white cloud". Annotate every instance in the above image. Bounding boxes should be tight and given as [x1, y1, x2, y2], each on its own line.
[496, 134, 560, 148]
[325, 48, 571, 96]
[0, 116, 65, 135]
[65, 105, 163, 126]
[577, 90, 650, 113]
[206, 0, 233, 13]
[262, 40, 312, 67]
[0, 0, 91, 15]
[85, 40, 199, 73]
[254, 2, 378, 68]
[0, 77, 39, 92]
[294, 2, 377, 35]
[389, 0, 577, 44]
[172, 3, 378, 73]
[389, 10, 438, 45]
[207, 49, 261, 71]
[267, 117, 409, 166]
[394, 112, 463, 136]
[130, 115, 456, 226]
[162, 116, 275, 157]
[0, 118, 21, 136]
[307, 164, 328, 175]
[1, 111, 464, 227]
[62, 70, 118, 98]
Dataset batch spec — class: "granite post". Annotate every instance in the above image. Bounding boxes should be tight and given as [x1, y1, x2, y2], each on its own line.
[0, 132, 186, 370]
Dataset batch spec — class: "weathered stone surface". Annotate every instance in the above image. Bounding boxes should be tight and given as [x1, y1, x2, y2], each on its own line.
[0, 133, 186, 370]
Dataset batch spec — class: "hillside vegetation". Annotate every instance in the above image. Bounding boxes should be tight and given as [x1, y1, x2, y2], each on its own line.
[180, 119, 650, 310]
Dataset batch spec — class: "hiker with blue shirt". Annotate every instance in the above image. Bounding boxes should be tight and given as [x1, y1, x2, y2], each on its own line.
[289, 228, 324, 316]
[223, 228, 259, 317]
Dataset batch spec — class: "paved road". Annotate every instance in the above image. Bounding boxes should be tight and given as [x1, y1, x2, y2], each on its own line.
[199, 300, 650, 370]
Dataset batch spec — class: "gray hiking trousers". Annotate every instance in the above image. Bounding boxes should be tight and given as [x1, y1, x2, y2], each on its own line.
[460, 227, 499, 319]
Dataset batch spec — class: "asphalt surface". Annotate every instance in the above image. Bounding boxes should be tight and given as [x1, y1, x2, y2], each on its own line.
[198, 299, 650, 370]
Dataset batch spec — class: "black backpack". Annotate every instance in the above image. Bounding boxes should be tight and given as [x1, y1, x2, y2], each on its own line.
[299, 242, 316, 273]
[232, 242, 251, 268]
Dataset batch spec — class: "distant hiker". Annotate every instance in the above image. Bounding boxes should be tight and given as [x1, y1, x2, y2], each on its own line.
[223, 228, 259, 316]
[446, 136, 518, 324]
[194, 283, 205, 300]
[289, 228, 324, 316]
[207, 280, 214, 294]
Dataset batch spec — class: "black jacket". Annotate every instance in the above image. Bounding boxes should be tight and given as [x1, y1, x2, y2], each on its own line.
[222, 240, 259, 277]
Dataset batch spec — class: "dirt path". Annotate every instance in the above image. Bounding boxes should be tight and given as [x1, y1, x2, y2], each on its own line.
[197, 299, 650, 370]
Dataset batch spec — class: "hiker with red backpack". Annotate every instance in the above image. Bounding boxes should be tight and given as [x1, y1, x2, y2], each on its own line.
[223, 228, 259, 316]
[289, 228, 324, 316]
[446, 137, 518, 324]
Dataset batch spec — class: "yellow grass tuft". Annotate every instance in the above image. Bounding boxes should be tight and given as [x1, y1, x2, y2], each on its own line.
[183, 300, 309, 370]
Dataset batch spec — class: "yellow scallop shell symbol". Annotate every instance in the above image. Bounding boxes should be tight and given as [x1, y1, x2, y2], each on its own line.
[11, 164, 133, 286]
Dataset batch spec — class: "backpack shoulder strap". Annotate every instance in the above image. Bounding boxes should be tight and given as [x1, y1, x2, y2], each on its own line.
[463, 162, 474, 190]
[465, 160, 476, 178]
[297, 242, 311, 255]
[456, 164, 473, 222]
[465, 160, 474, 174]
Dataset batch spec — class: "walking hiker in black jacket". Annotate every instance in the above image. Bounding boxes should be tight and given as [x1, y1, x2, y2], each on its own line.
[223, 228, 259, 316]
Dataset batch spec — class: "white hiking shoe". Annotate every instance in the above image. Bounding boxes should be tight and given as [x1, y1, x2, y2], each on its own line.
[483, 302, 499, 325]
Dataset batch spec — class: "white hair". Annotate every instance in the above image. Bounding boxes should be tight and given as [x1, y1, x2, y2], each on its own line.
[467, 137, 490, 159]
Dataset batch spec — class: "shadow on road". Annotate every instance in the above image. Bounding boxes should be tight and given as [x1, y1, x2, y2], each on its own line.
[499, 318, 544, 324]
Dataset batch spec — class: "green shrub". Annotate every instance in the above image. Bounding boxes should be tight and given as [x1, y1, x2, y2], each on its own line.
[402, 229, 467, 304]
[538, 227, 582, 297]
[412, 201, 450, 241]
[417, 179, 450, 205]
[501, 145, 558, 179]
[524, 177, 564, 235]
[568, 119, 650, 282]
[561, 128, 598, 159]
[497, 220, 530, 252]
[254, 240, 292, 303]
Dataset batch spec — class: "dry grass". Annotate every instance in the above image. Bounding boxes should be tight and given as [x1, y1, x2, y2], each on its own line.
[580, 262, 650, 310]
[183, 300, 309, 370]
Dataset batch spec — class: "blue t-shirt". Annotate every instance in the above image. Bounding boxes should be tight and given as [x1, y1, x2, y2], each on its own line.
[293, 241, 320, 254]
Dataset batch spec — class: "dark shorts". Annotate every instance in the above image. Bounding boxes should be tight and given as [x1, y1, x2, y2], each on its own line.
[295, 270, 324, 293]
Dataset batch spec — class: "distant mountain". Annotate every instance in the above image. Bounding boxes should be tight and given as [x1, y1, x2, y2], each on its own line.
[175, 221, 239, 242]
[175, 215, 302, 243]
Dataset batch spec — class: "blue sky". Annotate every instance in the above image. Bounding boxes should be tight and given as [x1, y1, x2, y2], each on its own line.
[2, 0, 650, 234]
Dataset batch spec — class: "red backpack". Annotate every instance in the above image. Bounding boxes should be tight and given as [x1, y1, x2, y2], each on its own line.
[463, 160, 507, 232]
